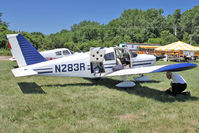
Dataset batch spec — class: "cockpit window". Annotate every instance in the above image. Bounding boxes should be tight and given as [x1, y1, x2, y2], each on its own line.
[55, 51, 62, 55]
[104, 52, 115, 61]
[63, 50, 70, 55]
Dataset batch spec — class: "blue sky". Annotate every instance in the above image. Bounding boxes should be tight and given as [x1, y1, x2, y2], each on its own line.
[0, 0, 198, 34]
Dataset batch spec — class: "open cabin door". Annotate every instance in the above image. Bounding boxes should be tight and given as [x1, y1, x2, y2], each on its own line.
[89, 47, 132, 77]
[103, 48, 117, 73]
[114, 47, 132, 69]
[90, 48, 106, 77]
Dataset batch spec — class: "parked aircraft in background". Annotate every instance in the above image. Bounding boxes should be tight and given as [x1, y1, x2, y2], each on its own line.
[9, 48, 73, 61]
[7, 34, 197, 87]
[40, 48, 74, 60]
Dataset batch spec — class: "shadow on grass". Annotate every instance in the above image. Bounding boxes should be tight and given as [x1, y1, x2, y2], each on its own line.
[85, 78, 199, 103]
[124, 82, 198, 102]
[18, 82, 46, 94]
[40, 78, 198, 103]
[42, 83, 94, 87]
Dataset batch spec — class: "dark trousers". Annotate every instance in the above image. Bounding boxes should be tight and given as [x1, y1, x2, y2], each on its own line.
[170, 83, 187, 95]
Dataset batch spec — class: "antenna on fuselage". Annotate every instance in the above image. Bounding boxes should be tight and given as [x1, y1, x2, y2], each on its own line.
[73, 43, 83, 53]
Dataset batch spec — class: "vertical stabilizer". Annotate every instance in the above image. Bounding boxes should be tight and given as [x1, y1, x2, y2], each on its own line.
[7, 34, 47, 67]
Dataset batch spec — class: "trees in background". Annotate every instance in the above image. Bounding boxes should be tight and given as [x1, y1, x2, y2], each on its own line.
[0, 13, 10, 49]
[181, 6, 199, 45]
[1, 6, 199, 52]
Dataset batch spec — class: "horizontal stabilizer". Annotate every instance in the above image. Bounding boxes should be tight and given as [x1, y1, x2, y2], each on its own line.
[12, 68, 38, 77]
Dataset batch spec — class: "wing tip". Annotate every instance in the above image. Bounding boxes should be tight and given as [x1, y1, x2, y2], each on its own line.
[152, 63, 197, 73]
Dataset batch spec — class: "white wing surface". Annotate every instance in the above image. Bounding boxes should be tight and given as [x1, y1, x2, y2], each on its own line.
[12, 68, 38, 77]
[104, 63, 197, 77]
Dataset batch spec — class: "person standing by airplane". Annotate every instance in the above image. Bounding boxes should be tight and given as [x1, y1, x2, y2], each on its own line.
[165, 72, 190, 96]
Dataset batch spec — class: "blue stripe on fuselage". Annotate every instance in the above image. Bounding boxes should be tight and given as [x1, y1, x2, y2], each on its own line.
[38, 71, 53, 74]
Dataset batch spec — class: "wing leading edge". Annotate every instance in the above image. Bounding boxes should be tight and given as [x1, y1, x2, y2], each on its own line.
[104, 63, 197, 77]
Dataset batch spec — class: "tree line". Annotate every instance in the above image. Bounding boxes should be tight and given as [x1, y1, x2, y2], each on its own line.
[1, 6, 199, 52]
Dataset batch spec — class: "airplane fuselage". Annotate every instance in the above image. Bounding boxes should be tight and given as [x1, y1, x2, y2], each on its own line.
[19, 47, 156, 78]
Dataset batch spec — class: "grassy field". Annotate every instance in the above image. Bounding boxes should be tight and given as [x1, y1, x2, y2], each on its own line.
[0, 60, 199, 133]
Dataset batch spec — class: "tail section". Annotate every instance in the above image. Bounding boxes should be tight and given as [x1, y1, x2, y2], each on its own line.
[7, 34, 47, 67]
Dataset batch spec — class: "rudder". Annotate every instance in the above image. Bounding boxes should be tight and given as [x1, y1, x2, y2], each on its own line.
[7, 33, 47, 67]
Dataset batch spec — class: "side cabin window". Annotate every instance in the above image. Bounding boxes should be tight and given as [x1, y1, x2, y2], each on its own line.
[131, 52, 137, 57]
[63, 50, 70, 55]
[55, 51, 62, 56]
[104, 52, 115, 61]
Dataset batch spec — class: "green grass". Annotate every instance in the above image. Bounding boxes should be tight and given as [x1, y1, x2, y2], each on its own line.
[0, 60, 199, 133]
[0, 49, 11, 56]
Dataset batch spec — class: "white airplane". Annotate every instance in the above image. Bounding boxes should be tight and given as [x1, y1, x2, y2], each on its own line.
[9, 48, 73, 61]
[7, 33, 197, 87]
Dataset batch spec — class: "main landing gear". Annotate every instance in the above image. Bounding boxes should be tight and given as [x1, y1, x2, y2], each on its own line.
[115, 75, 151, 88]
[116, 76, 136, 88]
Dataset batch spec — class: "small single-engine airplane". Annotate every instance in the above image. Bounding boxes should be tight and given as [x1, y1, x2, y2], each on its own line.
[7, 33, 197, 87]
[9, 48, 73, 61]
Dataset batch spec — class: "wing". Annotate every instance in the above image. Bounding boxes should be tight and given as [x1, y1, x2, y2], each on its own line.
[104, 63, 197, 77]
